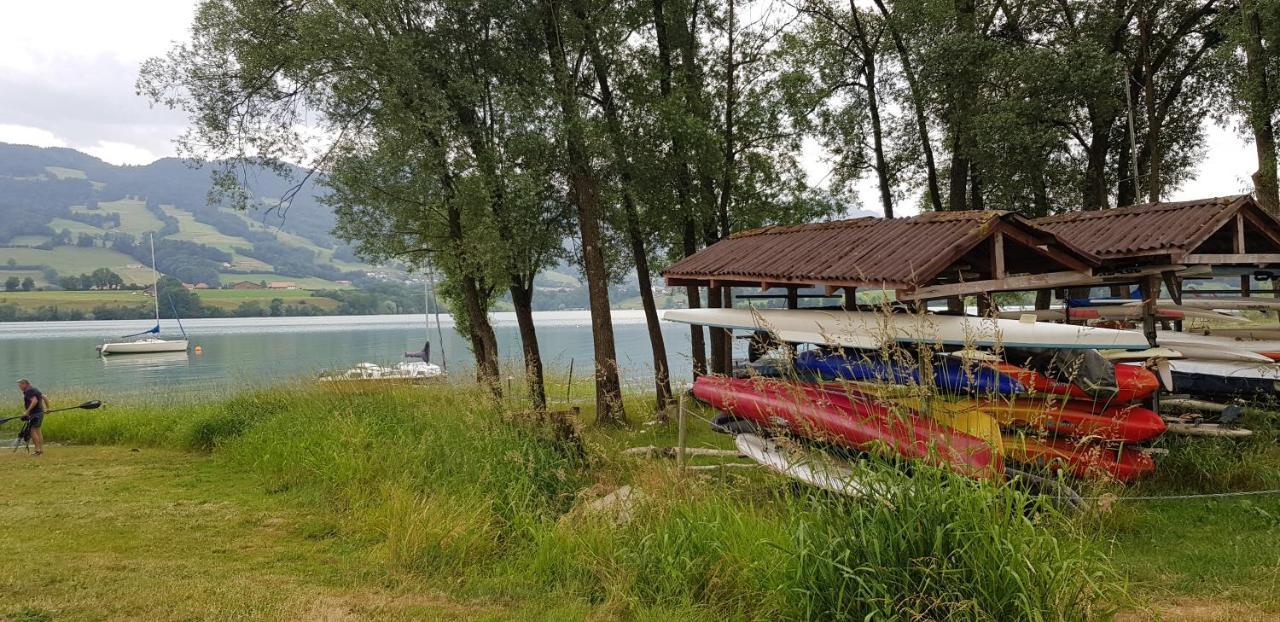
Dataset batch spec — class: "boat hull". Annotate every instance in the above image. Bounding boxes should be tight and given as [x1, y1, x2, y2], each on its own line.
[1002, 434, 1154, 482]
[98, 339, 189, 355]
[692, 376, 1002, 479]
[797, 351, 1025, 395]
[989, 362, 1159, 403]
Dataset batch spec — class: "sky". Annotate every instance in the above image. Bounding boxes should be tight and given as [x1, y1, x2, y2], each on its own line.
[0, 0, 1260, 217]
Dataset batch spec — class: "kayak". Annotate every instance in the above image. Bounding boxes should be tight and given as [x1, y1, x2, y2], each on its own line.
[988, 362, 1159, 403]
[1002, 434, 1155, 482]
[844, 384, 1164, 443]
[1159, 359, 1280, 399]
[1154, 332, 1275, 363]
[796, 350, 1025, 395]
[822, 385, 1004, 451]
[663, 308, 1153, 350]
[692, 376, 1002, 479]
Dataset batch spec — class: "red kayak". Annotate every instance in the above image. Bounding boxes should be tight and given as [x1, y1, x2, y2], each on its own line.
[693, 376, 1002, 480]
[991, 362, 1158, 403]
[1003, 434, 1154, 482]
[994, 398, 1166, 443]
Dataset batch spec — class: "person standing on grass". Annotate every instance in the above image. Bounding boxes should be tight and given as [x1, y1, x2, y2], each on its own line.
[17, 379, 47, 456]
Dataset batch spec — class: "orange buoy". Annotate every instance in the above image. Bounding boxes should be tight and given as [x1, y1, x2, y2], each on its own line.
[194, 346, 203, 354]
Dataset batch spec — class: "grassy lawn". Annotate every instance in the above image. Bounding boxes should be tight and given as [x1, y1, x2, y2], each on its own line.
[43, 166, 86, 179]
[7, 235, 51, 246]
[0, 247, 152, 284]
[0, 447, 518, 621]
[1, 381, 1275, 620]
[0, 290, 150, 312]
[160, 205, 256, 253]
[198, 289, 341, 311]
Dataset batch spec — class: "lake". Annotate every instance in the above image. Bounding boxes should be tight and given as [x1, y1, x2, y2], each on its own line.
[0, 311, 706, 401]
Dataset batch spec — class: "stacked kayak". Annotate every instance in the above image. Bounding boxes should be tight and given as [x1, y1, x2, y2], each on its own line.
[692, 376, 1003, 479]
[786, 350, 1161, 481]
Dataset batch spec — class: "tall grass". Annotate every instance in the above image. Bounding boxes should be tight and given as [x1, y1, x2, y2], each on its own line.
[40, 380, 1119, 620]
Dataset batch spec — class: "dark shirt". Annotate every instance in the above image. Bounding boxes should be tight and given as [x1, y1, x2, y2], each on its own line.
[22, 387, 43, 415]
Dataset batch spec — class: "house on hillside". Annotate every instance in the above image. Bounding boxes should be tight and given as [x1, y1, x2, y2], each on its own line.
[231, 281, 265, 290]
[268, 281, 298, 290]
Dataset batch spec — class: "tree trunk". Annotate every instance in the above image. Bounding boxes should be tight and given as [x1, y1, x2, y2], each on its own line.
[509, 278, 546, 410]
[1082, 103, 1112, 210]
[461, 273, 501, 396]
[577, 0, 673, 412]
[947, 0, 977, 212]
[852, 6, 893, 217]
[653, 0, 706, 376]
[542, 0, 626, 424]
[1244, 0, 1280, 215]
[872, 0, 940, 212]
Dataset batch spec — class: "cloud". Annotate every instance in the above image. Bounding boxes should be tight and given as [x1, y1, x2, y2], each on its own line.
[83, 141, 159, 166]
[0, 124, 67, 148]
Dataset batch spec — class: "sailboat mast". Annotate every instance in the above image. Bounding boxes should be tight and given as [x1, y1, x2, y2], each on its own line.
[427, 263, 446, 371]
[150, 233, 160, 324]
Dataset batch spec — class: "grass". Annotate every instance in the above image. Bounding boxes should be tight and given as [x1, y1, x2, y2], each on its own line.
[46, 217, 107, 237]
[198, 289, 341, 311]
[159, 205, 256, 253]
[0, 290, 151, 312]
[44, 165, 86, 179]
[218, 273, 353, 289]
[0, 246, 153, 284]
[76, 198, 165, 232]
[6, 235, 51, 246]
[0, 269, 52, 288]
[2, 374, 1276, 620]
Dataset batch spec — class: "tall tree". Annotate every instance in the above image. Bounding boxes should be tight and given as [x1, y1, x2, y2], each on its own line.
[1236, 0, 1280, 213]
[541, 0, 627, 424]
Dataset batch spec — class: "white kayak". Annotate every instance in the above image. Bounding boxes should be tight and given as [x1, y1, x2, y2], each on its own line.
[1090, 304, 1248, 323]
[1166, 359, 1280, 379]
[1155, 332, 1279, 362]
[734, 433, 874, 498]
[663, 308, 1152, 350]
[1179, 298, 1280, 311]
[98, 338, 189, 355]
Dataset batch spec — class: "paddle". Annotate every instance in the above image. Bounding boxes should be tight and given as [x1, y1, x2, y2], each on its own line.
[0, 400, 102, 426]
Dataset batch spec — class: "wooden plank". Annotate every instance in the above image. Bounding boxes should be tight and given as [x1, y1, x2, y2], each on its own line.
[1236, 214, 1246, 253]
[994, 222, 1095, 272]
[900, 269, 1092, 300]
[992, 232, 1006, 279]
[1184, 253, 1280, 264]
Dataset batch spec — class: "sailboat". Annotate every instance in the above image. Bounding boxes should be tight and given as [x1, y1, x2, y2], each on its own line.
[98, 234, 189, 356]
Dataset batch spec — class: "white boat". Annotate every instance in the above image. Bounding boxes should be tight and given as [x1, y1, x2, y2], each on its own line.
[1178, 298, 1280, 311]
[98, 234, 189, 356]
[320, 361, 443, 381]
[1153, 331, 1277, 363]
[662, 308, 1152, 350]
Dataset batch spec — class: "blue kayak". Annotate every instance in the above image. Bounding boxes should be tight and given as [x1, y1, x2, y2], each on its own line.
[795, 350, 1025, 396]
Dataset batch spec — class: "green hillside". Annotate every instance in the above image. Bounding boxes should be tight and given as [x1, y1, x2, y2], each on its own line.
[0, 143, 389, 289]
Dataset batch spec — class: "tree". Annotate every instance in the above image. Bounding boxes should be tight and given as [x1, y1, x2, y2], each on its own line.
[541, 0, 626, 423]
[1231, 0, 1280, 214]
[20, 277, 34, 292]
[4, 276, 18, 292]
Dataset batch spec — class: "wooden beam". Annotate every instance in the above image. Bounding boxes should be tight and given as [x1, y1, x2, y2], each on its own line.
[1184, 253, 1280, 265]
[785, 286, 799, 309]
[1139, 274, 1159, 348]
[843, 287, 856, 311]
[991, 232, 1006, 279]
[1162, 271, 1183, 305]
[900, 269, 1093, 300]
[1236, 215, 1246, 253]
[994, 222, 1095, 272]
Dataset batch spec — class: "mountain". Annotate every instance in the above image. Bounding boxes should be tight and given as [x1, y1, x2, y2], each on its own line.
[0, 142, 379, 288]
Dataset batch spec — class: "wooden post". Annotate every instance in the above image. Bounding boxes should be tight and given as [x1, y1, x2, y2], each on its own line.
[721, 287, 734, 370]
[1241, 274, 1252, 298]
[1034, 289, 1051, 311]
[677, 392, 688, 475]
[843, 287, 856, 311]
[786, 286, 799, 309]
[1139, 275, 1159, 347]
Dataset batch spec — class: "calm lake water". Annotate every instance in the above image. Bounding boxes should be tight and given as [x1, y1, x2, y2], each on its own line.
[0, 311, 704, 401]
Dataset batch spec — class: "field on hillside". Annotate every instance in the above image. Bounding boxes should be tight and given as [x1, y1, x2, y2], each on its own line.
[0, 290, 150, 312]
[0, 247, 153, 283]
[159, 205, 254, 252]
[46, 217, 106, 238]
[197, 289, 340, 311]
[218, 274, 351, 289]
[74, 198, 165, 232]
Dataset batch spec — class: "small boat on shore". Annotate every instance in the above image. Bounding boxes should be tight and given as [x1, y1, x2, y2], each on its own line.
[320, 360, 443, 382]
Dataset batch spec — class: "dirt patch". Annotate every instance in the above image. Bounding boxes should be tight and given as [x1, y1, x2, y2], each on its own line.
[1119, 597, 1271, 621]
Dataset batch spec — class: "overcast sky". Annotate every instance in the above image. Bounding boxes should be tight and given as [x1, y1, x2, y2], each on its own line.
[0, 0, 1260, 216]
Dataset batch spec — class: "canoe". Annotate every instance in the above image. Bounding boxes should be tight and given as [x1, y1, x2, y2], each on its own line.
[1002, 434, 1155, 482]
[795, 350, 1025, 395]
[988, 362, 1159, 403]
[1204, 326, 1280, 341]
[734, 433, 875, 497]
[1179, 298, 1280, 311]
[996, 308, 1101, 321]
[1166, 331, 1280, 360]
[843, 384, 1164, 443]
[691, 376, 1002, 479]
[1151, 332, 1274, 363]
[663, 308, 1152, 350]
[1161, 359, 1280, 398]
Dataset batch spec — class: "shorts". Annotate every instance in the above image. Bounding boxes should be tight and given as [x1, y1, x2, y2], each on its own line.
[25, 413, 43, 429]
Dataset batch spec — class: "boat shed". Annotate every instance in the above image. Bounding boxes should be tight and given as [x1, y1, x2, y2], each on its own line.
[1034, 194, 1280, 303]
[662, 210, 1101, 302]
